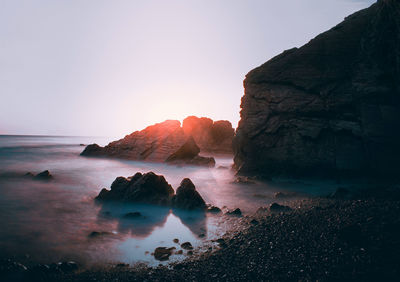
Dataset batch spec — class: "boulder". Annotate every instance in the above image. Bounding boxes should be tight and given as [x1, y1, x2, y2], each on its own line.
[171, 178, 206, 210]
[180, 242, 193, 250]
[233, 0, 400, 178]
[154, 247, 175, 261]
[96, 172, 174, 205]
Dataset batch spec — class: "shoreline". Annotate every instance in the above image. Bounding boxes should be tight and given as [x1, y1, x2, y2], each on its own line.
[3, 185, 399, 281]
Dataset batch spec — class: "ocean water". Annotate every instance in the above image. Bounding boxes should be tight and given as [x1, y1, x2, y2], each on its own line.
[0, 135, 339, 267]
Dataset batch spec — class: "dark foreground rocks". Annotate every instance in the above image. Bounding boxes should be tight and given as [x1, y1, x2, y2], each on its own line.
[171, 178, 206, 210]
[233, 0, 400, 178]
[96, 172, 206, 210]
[81, 116, 234, 166]
[96, 172, 174, 205]
[25, 185, 400, 282]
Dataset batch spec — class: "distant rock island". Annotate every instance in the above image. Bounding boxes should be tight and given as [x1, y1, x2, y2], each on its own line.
[81, 116, 234, 167]
[234, 0, 400, 178]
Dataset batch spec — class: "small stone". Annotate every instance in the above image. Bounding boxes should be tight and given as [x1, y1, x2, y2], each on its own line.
[181, 242, 193, 250]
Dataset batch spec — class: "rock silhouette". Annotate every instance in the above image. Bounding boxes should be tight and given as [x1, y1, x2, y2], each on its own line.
[81, 116, 234, 166]
[96, 172, 207, 210]
[233, 0, 400, 178]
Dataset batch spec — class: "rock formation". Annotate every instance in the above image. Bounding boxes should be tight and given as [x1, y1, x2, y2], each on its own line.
[171, 178, 206, 210]
[182, 116, 234, 154]
[96, 172, 207, 210]
[233, 0, 400, 178]
[81, 116, 234, 166]
[96, 172, 174, 205]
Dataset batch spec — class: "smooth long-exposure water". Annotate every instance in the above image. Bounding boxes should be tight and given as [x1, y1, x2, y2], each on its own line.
[0, 135, 339, 267]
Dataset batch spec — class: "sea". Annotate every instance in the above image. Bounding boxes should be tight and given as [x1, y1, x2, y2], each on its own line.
[0, 135, 339, 267]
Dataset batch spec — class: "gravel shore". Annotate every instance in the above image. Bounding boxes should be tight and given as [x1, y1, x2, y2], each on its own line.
[3, 185, 400, 281]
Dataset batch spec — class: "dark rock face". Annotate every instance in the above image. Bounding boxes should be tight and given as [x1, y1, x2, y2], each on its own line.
[80, 144, 103, 156]
[96, 172, 207, 210]
[166, 136, 200, 162]
[34, 170, 52, 180]
[171, 178, 206, 210]
[233, 0, 400, 178]
[81, 116, 234, 165]
[96, 172, 174, 205]
[165, 136, 216, 167]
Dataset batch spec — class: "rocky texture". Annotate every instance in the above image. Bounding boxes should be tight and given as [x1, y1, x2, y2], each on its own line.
[27, 186, 400, 282]
[96, 172, 174, 205]
[96, 172, 207, 209]
[171, 178, 207, 210]
[234, 0, 400, 178]
[165, 137, 215, 167]
[81, 116, 234, 166]
[182, 116, 234, 154]
[154, 247, 176, 261]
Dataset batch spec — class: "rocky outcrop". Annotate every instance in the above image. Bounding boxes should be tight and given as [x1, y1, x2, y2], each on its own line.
[96, 172, 207, 209]
[171, 178, 207, 210]
[234, 0, 400, 178]
[81, 116, 234, 166]
[96, 172, 174, 205]
[182, 116, 234, 154]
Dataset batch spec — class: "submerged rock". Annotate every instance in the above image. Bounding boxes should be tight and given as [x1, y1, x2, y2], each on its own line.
[233, 0, 400, 178]
[172, 178, 207, 210]
[34, 170, 52, 180]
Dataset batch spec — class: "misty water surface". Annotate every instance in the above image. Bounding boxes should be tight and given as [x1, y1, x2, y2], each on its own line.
[0, 135, 340, 267]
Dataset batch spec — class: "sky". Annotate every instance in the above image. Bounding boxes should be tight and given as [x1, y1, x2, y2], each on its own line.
[0, 0, 375, 138]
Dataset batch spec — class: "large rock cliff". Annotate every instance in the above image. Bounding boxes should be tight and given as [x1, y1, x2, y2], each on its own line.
[233, 0, 400, 178]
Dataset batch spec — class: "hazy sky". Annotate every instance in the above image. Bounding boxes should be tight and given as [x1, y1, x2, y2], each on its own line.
[0, 0, 375, 138]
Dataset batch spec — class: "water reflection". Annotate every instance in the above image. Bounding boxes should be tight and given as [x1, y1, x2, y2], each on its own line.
[96, 202, 208, 239]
